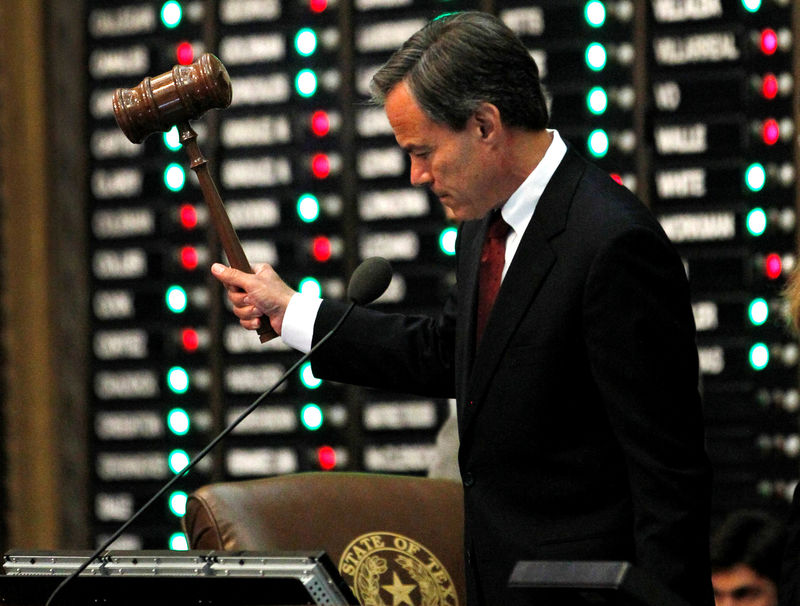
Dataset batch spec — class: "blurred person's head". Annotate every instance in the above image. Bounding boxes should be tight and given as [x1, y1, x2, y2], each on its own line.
[710, 510, 784, 606]
[785, 268, 800, 333]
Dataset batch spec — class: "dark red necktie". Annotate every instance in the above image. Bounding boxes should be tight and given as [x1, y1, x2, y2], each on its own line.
[476, 211, 511, 344]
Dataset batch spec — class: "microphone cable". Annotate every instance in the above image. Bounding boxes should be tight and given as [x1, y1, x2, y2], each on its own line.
[43, 257, 392, 606]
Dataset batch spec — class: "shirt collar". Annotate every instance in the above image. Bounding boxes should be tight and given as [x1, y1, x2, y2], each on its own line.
[500, 129, 567, 236]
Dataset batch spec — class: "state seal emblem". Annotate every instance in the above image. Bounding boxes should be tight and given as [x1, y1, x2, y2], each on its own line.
[338, 531, 459, 606]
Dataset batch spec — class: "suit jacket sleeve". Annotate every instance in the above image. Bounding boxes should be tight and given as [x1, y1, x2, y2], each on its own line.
[308, 292, 457, 398]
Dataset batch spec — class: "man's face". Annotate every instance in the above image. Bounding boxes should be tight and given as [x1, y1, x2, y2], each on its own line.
[384, 82, 501, 221]
[712, 564, 777, 606]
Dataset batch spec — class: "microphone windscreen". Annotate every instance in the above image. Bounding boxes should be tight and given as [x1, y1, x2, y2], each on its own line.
[347, 257, 393, 305]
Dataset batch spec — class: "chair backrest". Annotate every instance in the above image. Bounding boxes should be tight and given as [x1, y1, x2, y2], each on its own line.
[184, 472, 465, 606]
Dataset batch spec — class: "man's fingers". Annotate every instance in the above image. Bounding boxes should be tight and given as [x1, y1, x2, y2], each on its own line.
[241, 317, 263, 331]
[227, 290, 249, 307]
[210, 262, 288, 335]
[232, 303, 262, 321]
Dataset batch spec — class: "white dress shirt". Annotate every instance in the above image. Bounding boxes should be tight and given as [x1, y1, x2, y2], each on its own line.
[281, 130, 568, 353]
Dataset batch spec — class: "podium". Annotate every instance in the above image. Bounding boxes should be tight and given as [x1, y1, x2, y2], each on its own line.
[0, 550, 358, 605]
[508, 560, 692, 606]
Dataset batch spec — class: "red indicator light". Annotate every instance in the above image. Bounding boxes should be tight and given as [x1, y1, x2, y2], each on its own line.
[765, 253, 782, 279]
[762, 118, 780, 145]
[180, 245, 199, 270]
[176, 41, 194, 65]
[609, 173, 623, 185]
[312, 236, 332, 262]
[181, 328, 199, 352]
[317, 445, 336, 470]
[311, 153, 330, 179]
[180, 204, 198, 229]
[762, 73, 779, 99]
[760, 28, 778, 55]
[311, 110, 330, 137]
[310, 0, 327, 12]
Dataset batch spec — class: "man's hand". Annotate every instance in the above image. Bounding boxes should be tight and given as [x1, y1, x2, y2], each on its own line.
[211, 263, 296, 335]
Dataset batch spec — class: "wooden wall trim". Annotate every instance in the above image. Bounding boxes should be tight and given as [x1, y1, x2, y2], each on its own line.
[0, 0, 63, 548]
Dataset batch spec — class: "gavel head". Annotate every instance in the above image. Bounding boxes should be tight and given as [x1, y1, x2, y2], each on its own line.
[113, 53, 232, 144]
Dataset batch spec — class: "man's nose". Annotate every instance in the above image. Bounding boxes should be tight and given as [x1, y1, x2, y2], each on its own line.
[409, 158, 431, 187]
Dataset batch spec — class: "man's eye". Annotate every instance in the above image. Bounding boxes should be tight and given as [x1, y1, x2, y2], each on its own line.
[731, 586, 763, 600]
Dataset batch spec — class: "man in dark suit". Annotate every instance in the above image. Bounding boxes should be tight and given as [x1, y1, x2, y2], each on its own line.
[211, 12, 713, 606]
[780, 486, 800, 606]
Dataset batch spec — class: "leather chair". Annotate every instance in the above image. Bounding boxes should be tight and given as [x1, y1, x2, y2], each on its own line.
[183, 472, 465, 606]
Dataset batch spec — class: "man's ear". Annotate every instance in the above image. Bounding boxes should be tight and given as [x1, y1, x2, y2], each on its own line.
[472, 102, 502, 142]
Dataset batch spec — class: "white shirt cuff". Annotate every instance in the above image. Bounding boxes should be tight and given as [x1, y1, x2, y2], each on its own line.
[281, 292, 323, 353]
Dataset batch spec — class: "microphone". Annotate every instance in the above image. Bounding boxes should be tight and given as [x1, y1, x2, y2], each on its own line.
[347, 256, 393, 305]
[44, 257, 392, 606]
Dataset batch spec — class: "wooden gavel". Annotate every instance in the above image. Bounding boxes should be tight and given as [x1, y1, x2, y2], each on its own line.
[112, 53, 276, 342]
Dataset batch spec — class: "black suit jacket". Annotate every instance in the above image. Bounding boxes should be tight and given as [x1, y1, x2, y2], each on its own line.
[310, 147, 714, 606]
[780, 485, 800, 606]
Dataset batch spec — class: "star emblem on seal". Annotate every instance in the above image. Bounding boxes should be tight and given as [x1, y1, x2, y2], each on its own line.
[382, 572, 416, 606]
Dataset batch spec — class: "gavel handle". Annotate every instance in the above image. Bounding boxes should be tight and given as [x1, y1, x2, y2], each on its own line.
[178, 122, 277, 343]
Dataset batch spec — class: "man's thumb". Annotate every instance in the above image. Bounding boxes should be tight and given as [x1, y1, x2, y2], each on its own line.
[211, 263, 241, 284]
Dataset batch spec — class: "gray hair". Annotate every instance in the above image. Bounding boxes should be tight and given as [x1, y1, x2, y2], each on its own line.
[369, 11, 549, 131]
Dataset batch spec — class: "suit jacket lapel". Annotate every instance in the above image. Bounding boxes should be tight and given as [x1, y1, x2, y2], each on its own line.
[454, 216, 486, 409]
[459, 147, 587, 435]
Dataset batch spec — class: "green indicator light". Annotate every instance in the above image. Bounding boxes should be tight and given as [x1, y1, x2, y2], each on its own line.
[169, 491, 188, 516]
[746, 207, 767, 236]
[585, 42, 607, 71]
[749, 343, 769, 370]
[588, 129, 609, 158]
[439, 226, 457, 256]
[167, 366, 190, 394]
[164, 163, 186, 192]
[168, 449, 190, 474]
[167, 408, 190, 435]
[300, 361, 322, 389]
[748, 298, 769, 326]
[742, 0, 762, 12]
[160, 1, 182, 28]
[584, 1, 606, 27]
[299, 277, 322, 298]
[169, 532, 189, 551]
[745, 163, 766, 192]
[301, 403, 324, 430]
[163, 126, 181, 151]
[295, 28, 318, 56]
[295, 69, 318, 97]
[587, 86, 608, 115]
[297, 193, 320, 222]
[166, 285, 188, 313]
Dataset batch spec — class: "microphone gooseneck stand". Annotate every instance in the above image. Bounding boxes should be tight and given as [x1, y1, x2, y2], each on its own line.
[44, 256, 392, 606]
